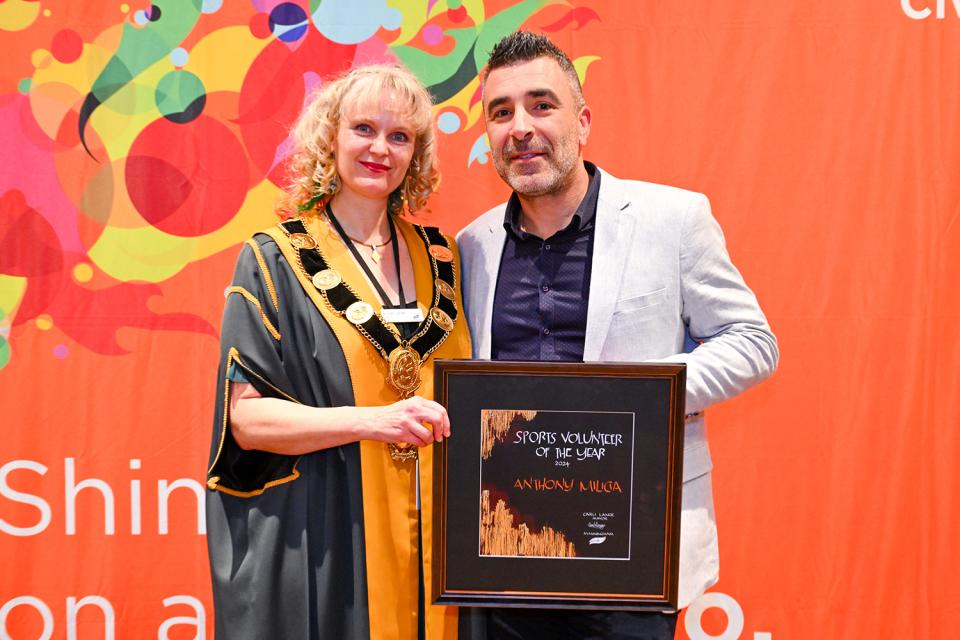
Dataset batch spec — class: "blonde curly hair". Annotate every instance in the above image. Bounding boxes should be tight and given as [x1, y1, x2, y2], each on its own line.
[280, 64, 440, 217]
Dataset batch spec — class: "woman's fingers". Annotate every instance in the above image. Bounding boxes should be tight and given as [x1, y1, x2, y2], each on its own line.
[441, 405, 451, 439]
[391, 397, 451, 446]
[361, 397, 453, 447]
[411, 398, 448, 443]
[396, 412, 433, 447]
[428, 403, 450, 441]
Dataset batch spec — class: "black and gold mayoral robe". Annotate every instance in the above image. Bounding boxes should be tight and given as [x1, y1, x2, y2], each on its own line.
[205, 214, 473, 640]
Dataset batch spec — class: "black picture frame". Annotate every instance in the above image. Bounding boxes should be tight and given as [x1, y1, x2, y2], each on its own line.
[432, 360, 686, 612]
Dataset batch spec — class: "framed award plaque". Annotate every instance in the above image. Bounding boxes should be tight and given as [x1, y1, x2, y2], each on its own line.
[431, 360, 686, 612]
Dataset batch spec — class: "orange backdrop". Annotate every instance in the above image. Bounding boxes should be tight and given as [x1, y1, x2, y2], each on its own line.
[2, 1, 958, 638]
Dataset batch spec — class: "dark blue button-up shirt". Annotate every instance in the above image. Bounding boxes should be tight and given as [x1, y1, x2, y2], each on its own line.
[491, 162, 601, 362]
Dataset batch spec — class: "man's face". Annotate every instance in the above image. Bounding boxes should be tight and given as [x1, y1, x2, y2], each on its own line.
[482, 56, 591, 197]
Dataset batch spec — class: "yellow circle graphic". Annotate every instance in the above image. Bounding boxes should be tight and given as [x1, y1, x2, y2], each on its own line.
[73, 263, 94, 282]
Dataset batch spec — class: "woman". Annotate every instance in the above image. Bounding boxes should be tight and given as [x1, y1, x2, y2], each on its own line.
[205, 65, 472, 640]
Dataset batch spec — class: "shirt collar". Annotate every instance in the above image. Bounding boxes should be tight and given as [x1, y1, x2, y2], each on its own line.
[503, 161, 602, 240]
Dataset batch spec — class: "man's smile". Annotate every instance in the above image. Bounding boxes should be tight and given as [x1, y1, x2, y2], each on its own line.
[511, 152, 544, 161]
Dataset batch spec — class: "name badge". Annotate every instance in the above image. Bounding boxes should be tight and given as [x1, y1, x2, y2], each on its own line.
[382, 307, 425, 324]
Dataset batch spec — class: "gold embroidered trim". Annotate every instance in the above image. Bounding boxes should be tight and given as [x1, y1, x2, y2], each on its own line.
[208, 354, 234, 476]
[210, 469, 302, 498]
[227, 286, 281, 341]
[206, 348, 303, 496]
[222, 347, 300, 405]
[245, 239, 279, 313]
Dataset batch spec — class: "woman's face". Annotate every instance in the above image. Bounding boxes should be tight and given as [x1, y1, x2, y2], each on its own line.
[333, 92, 417, 204]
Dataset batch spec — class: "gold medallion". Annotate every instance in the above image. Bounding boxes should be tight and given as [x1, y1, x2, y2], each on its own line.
[435, 278, 455, 301]
[387, 345, 422, 397]
[312, 269, 342, 291]
[430, 307, 454, 331]
[429, 245, 454, 262]
[345, 301, 374, 325]
[289, 233, 317, 250]
[388, 443, 418, 462]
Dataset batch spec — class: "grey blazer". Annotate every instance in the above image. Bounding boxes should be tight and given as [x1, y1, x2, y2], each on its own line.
[456, 168, 779, 608]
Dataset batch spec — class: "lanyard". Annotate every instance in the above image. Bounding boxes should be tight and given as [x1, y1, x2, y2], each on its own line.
[325, 202, 406, 308]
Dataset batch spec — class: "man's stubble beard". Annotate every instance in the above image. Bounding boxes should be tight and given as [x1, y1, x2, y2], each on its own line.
[493, 130, 581, 198]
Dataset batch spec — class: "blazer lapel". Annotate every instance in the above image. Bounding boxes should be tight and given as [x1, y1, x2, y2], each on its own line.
[470, 215, 506, 359]
[583, 171, 633, 361]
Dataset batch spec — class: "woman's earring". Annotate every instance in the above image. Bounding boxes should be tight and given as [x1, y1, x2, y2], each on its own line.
[387, 188, 404, 215]
[298, 175, 340, 213]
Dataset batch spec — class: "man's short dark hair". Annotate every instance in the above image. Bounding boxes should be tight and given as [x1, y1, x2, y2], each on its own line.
[484, 31, 585, 109]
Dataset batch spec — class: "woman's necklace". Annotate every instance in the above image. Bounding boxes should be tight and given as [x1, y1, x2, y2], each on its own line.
[345, 233, 391, 263]
[325, 202, 406, 307]
[325, 206, 393, 263]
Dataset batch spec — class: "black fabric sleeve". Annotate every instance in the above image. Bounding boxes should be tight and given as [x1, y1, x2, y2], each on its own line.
[206, 237, 301, 496]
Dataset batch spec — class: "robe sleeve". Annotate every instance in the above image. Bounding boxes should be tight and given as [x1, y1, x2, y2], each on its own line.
[206, 236, 302, 496]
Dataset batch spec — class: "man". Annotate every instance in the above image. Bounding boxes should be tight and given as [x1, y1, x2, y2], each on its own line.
[457, 31, 779, 639]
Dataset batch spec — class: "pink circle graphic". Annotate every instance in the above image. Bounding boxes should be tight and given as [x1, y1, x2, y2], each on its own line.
[51, 30, 83, 63]
[126, 116, 249, 237]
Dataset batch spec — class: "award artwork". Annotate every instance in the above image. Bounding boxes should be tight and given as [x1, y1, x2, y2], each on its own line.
[479, 409, 634, 560]
[433, 360, 686, 611]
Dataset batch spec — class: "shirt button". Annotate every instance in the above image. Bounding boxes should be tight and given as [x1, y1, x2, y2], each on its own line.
[543, 328, 551, 335]
[544, 244, 552, 250]
[541, 285, 550, 292]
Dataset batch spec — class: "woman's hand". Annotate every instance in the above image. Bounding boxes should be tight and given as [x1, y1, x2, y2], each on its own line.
[357, 396, 451, 447]
[229, 383, 450, 454]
